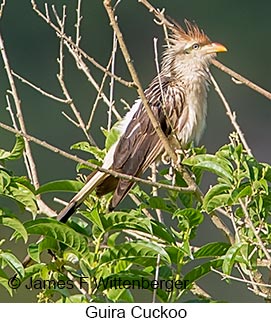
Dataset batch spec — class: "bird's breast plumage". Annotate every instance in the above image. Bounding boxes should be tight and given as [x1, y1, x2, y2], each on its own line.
[177, 79, 208, 145]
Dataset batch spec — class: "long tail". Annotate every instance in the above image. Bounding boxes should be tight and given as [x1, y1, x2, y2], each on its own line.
[57, 170, 107, 223]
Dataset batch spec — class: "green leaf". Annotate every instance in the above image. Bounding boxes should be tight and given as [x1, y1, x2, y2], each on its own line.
[98, 272, 168, 302]
[106, 286, 134, 303]
[0, 170, 11, 192]
[231, 185, 252, 203]
[28, 237, 59, 263]
[194, 242, 230, 258]
[0, 136, 25, 161]
[203, 184, 231, 212]
[165, 246, 184, 264]
[0, 276, 13, 296]
[148, 196, 169, 211]
[24, 263, 46, 279]
[6, 181, 37, 215]
[36, 180, 84, 195]
[262, 163, 271, 182]
[174, 208, 204, 227]
[24, 218, 89, 258]
[0, 252, 24, 277]
[222, 242, 246, 275]
[183, 154, 233, 182]
[71, 141, 105, 161]
[81, 207, 104, 231]
[103, 125, 121, 151]
[101, 211, 152, 234]
[28, 243, 41, 263]
[150, 220, 176, 244]
[0, 214, 28, 242]
[101, 241, 171, 267]
[183, 259, 223, 285]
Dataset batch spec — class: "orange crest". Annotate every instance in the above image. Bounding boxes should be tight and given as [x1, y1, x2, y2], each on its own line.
[169, 19, 211, 45]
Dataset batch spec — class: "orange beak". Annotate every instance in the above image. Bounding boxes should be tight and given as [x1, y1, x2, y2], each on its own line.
[205, 42, 227, 54]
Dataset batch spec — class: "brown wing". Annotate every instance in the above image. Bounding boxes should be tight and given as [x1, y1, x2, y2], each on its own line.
[97, 75, 185, 209]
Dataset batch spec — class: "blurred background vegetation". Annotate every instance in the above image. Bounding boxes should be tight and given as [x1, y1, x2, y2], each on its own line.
[0, 0, 271, 302]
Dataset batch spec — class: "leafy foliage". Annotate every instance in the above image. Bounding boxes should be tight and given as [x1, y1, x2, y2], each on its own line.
[1, 133, 270, 302]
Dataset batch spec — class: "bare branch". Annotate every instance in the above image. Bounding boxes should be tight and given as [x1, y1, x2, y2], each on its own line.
[209, 72, 252, 156]
[212, 267, 271, 289]
[31, 0, 134, 89]
[75, 0, 82, 47]
[0, 31, 39, 188]
[12, 71, 70, 104]
[55, 5, 96, 145]
[240, 197, 271, 266]
[108, 16, 118, 131]
[212, 59, 271, 101]
[0, 121, 194, 195]
[0, 0, 6, 18]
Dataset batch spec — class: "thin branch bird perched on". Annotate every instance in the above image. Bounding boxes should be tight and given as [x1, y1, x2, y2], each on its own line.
[57, 20, 227, 223]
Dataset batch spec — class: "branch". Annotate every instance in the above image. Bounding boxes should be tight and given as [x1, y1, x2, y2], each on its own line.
[0, 0, 5, 18]
[12, 71, 70, 104]
[54, 5, 96, 145]
[75, 0, 82, 47]
[212, 59, 271, 101]
[0, 31, 39, 188]
[209, 72, 252, 156]
[0, 121, 193, 195]
[31, 0, 134, 89]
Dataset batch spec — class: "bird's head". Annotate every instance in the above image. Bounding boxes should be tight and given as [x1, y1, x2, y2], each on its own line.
[163, 19, 227, 77]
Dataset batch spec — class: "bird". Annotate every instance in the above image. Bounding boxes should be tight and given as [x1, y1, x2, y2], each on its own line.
[56, 20, 227, 223]
[21, 20, 227, 268]
[57, 20, 227, 222]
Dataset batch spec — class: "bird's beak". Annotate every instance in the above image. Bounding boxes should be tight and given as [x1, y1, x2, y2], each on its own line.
[205, 42, 227, 54]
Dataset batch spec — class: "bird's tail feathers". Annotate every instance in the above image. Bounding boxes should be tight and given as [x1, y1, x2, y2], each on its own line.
[57, 171, 107, 222]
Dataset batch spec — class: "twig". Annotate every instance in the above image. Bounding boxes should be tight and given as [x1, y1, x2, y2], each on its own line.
[0, 0, 5, 18]
[152, 253, 161, 302]
[239, 198, 271, 266]
[55, 5, 96, 146]
[86, 56, 115, 130]
[0, 121, 194, 194]
[128, 194, 154, 219]
[212, 59, 271, 101]
[87, 28, 120, 131]
[5, 95, 18, 131]
[212, 267, 271, 288]
[31, 0, 134, 89]
[209, 72, 252, 157]
[75, 0, 82, 47]
[11, 71, 70, 104]
[149, 163, 163, 221]
[108, 15, 118, 131]
[0, 31, 39, 188]
[5, 94, 33, 189]
[64, 40, 122, 122]
[0, 31, 56, 217]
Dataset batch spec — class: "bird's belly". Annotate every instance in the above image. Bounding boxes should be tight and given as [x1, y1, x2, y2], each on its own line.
[176, 91, 207, 146]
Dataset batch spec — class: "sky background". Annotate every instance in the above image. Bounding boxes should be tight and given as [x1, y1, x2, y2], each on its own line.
[0, 0, 271, 302]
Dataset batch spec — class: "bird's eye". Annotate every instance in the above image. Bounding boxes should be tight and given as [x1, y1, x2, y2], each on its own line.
[192, 43, 200, 50]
